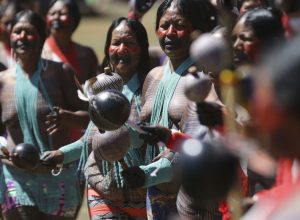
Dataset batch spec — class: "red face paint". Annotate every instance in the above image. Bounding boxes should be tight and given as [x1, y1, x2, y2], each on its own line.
[243, 41, 261, 63]
[46, 15, 52, 27]
[157, 26, 193, 39]
[109, 43, 140, 55]
[59, 14, 73, 26]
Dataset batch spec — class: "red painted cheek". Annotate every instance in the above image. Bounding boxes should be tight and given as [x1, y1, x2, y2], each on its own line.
[10, 33, 20, 41]
[177, 28, 194, 38]
[109, 45, 140, 54]
[157, 29, 167, 38]
[46, 15, 52, 27]
[60, 15, 73, 25]
[26, 34, 40, 42]
[244, 42, 261, 62]
[125, 45, 140, 54]
[109, 45, 118, 53]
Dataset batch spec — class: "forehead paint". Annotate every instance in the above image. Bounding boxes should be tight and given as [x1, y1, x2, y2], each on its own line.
[109, 44, 140, 54]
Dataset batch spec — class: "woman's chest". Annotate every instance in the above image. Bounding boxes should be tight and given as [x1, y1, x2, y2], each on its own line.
[141, 75, 189, 126]
[1, 77, 65, 126]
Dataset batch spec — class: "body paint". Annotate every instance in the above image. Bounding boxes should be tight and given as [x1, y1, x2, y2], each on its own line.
[157, 25, 193, 38]
[109, 43, 140, 54]
[10, 32, 40, 49]
[46, 14, 73, 30]
[243, 41, 261, 63]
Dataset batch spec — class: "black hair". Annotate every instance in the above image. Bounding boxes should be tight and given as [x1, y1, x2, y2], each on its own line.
[102, 17, 150, 82]
[262, 36, 300, 118]
[239, 7, 284, 45]
[11, 10, 47, 47]
[155, 0, 218, 33]
[48, 0, 81, 31]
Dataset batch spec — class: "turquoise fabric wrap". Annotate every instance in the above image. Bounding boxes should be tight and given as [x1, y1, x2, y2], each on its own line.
[0, 60, 81, 212]
[15, 59, 49, 153]
[77, 121, 94, 181]
[102, 73, 144, 188]
[1, 164, 81, 216]
[143, 58, 193, 186]
[124, 73, 144, 148]
[146, 58, 194, 160]
[59, 139, 84, 164]
[140, 158, 172, 188]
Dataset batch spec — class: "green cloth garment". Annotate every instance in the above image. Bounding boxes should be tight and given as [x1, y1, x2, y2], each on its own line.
[58, 119, 94, 183]
[140, 157, 172, 187]
[59, 139, 84, 164]
[15, 59, 49, 153]
[124, 73, 144, 149]
[141, 57, 194, 187]
[0, 59, 81, 212]
[102, 73, 144, 188]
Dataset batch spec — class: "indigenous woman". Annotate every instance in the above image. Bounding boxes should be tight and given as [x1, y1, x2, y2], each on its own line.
[43, 0, 98, 141]
[232, 7, 286, 197]
[82, 17, 150, 220]
[43, 0, 98, 84]
[0, 10, 89, 220]
[121, 0, 218, 219]
[0, 2, 23, 68]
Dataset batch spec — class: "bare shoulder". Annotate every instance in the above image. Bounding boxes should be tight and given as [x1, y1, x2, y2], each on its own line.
[0, 68, 16, 82]
[74, 42, 97, 58]
[143, 66, 164, 91]
[145, 66, 164, 81]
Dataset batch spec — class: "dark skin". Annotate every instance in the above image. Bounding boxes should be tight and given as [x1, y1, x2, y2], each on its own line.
[109, 21, 141, 83]
[232, 17, 260, 67]
[43, 0, 98, 84]
[122, 6, 196, 190]
[0, 16, 88, 172]
[42, 22, 143, 167]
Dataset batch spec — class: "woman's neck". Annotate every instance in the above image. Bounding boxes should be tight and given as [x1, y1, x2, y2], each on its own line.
[169, 56, 189, 71]
[17, 56, 40, 75]
[121, 72, 135, 84]
[52, 33, 72, 52]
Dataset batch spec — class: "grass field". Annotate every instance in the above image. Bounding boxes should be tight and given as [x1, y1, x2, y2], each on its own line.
[73, 1, 159, 219]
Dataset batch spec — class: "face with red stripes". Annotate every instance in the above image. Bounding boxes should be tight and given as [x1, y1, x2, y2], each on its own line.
[10, 16, 41, 56]
[109, 21, 141, 81]
[232, 17, 261, 67]
[46, 1, 74, 34]
[157, 6, 194, 61]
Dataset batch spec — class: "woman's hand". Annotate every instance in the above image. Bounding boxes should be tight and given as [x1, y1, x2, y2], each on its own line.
[40, 150, 64, 168]
[45, 106, 66, 135]
[45, 106, 89, 135]
[139, 125, 172, 145]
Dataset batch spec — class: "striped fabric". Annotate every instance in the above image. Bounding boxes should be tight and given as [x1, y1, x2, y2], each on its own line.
[87, 186, 146, 220]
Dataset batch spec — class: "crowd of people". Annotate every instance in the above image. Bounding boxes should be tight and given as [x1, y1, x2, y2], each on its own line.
[0, 0, 300, 219]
